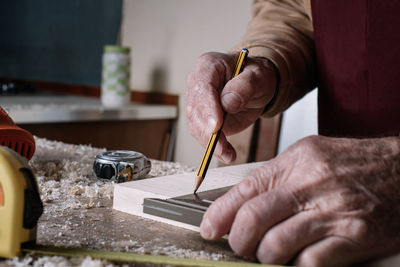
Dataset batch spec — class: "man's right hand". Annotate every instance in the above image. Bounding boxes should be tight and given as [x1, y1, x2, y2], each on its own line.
[185, 52, 278, 164]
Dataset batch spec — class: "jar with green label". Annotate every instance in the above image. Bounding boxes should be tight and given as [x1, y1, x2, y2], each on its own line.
[101, 45, 131, 108]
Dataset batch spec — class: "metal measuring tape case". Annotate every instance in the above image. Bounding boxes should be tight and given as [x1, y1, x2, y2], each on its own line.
[93, 150, 151, 183]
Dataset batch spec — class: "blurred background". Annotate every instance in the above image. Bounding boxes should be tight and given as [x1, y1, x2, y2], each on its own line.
[0, 0, 317, 168]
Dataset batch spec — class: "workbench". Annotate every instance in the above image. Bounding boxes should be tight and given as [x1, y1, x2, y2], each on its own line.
[2, 138, 399, 266]
[1, 137, 242, 266]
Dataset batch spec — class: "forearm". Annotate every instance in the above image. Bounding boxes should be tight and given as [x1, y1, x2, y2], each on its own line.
[233, 0, 317, 116]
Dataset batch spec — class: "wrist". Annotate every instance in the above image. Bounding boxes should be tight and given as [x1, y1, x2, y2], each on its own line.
[255, 57, 280, 113]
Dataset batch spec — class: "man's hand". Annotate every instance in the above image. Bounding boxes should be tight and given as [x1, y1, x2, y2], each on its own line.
[186, 52, 277, 164]
[200, 135, 400, 267]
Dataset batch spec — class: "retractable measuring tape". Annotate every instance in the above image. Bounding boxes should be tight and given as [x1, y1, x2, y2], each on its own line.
[93, 150, 151, 183]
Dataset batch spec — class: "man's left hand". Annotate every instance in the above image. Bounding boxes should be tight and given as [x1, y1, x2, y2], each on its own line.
[200, 135, 400, 267]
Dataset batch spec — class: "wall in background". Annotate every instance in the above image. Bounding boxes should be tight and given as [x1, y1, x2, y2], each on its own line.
[121, 0, 319, 167]
[0, 0, 318, 164]
[278, 89, 318, 154]
[0, 0, 122, 85]
[121, 0, 253, 167]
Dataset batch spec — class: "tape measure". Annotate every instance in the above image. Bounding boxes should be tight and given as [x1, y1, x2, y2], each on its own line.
[0, 146, 43, 259]
[0, 146, 284, 266]
[20, 243, 270, 267]
[93, 150, 151, 183]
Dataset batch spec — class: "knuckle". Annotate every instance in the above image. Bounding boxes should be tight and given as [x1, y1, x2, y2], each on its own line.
[253, 163, 278, 190]
[257, 231, 287, 263]
[255, 251, 270, 264]
[198, 52, 226, 73]
[235, 177, 261, 200]
[206, 202, 224, 221]
[245, 69, 258, 85]
[342, 218, 370, 244]
[237, 201, 262, 227]
[194, 80, 213, 94]
[297, 250, 325, 267]
[198, 52, 218, 66]
[239, 72, 256, 96]
[300, 135, 320, 151]
[228, 234, 247, 257]
[263, 230, 286, 253]
[290, 135, 325, 162]
[250, 65, 268, 85]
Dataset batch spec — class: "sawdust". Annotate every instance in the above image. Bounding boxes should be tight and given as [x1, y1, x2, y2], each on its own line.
[29, 137, 194, 211]
[2, 255, 117, 267]
[3, 137, 234, 266]
[110, 239, 227, 261]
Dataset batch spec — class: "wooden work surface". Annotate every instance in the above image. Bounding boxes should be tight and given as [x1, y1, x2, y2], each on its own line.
[0, 137, 246, 266]
[37, 198, 238, 261]
[2, 137, 399, 266]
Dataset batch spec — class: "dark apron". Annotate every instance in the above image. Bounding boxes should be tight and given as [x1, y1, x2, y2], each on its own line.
[311, 0, 400, 137]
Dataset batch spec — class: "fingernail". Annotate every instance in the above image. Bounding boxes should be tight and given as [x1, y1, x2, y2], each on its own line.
[222, 93, 241, 112]
[207, 117, 217, 133]
[200, 218, 214, 239]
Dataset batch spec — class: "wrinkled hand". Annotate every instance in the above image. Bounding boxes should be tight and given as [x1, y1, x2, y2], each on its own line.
[186, 52, 277, 163]
[200, 135, 400, 267]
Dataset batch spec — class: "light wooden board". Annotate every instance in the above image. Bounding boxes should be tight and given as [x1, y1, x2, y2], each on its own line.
[113, 162, 265, 231]
[113, 161, 400, 266]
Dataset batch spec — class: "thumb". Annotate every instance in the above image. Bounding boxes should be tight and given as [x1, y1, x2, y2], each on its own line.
[221, 58, 277, 114]
[220, 72, 253, 114]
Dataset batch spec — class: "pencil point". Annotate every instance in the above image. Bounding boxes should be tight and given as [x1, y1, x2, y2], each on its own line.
[194, 175, 203, 193]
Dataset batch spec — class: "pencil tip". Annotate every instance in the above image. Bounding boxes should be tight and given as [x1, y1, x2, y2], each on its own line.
[194, 175, 203, 194]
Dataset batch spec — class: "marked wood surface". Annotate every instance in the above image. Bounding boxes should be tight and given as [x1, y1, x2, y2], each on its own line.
[113, 162, 265, 231]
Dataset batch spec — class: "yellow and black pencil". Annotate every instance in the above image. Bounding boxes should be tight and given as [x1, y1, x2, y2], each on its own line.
[194, 48, 249, 193]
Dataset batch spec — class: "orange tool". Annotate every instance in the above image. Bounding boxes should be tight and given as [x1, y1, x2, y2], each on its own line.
[0, 107, 35, 160]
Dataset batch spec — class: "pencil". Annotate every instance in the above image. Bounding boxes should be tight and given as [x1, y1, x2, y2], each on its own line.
[194, 48, 249, 193]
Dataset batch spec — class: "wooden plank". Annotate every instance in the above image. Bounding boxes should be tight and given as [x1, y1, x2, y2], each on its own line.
[113, 162, 265, 231]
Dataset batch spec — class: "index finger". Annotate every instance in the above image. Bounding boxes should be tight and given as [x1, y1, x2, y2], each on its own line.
[187, 52, 235, 95]
[186, 53, 234, 134]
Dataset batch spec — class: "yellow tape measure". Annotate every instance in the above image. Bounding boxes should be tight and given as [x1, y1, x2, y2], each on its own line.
[21, 243, 286, 267]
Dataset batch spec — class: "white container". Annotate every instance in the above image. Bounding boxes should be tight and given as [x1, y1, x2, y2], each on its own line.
[101, 45, 131, 108]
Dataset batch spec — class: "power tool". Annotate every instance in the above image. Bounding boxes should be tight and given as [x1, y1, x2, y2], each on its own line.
[0, 107, 35, 160]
